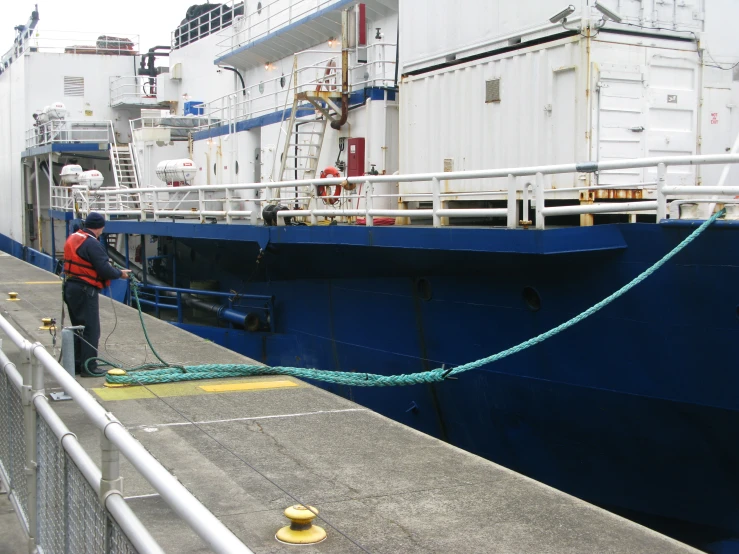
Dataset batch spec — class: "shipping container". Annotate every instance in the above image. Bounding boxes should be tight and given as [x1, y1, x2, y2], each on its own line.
[398, 31, 738, 201]
[400, 0, 706, 75]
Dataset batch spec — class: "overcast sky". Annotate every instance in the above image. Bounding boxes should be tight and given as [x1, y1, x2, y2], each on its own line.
[1, 1, 206, 54]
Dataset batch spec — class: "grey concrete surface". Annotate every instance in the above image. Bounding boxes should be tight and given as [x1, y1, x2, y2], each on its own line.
[0, 254, 701, 553]
[0, 482, 27, 554]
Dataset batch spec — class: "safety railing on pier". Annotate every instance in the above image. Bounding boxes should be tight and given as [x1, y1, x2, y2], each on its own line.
[51, 154, 739, 229]
[26, 120, 115, 149]
[216, 0, 345, 59]
[198, 43, 396, 130]
[0, 316, 253, 554]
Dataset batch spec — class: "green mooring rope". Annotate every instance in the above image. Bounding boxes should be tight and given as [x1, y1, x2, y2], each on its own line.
[103, 210, 726, 387]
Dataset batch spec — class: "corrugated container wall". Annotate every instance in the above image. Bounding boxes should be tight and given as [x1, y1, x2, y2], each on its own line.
[399, 34, 713, 198]
[400, 0, 706, 74]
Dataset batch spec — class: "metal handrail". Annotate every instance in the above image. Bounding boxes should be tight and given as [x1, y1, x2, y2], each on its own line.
[26, 119, 115, 148]
[199, 43, 397, 130]
[0, 314, 253, 554]
[217, 0, 343, 58]
[52, 154, 739, 229]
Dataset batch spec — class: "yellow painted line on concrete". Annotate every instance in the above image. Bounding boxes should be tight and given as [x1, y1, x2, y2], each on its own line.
[93, 377, 301, 401]
[199, 380, 298, 393]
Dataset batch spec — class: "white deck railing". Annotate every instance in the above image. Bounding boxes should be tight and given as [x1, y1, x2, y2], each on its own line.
[110, 76, 160, 106]
[50, 154, 739, 229]
[199, 43, 396, 130]
[216, 0, 345, 59]
[26, 120, 114, 149]
[172, 2, 244, 49]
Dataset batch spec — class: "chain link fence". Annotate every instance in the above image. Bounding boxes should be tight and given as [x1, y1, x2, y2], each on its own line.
[0, 367, 29, 530]
[1, 362, 139, 553]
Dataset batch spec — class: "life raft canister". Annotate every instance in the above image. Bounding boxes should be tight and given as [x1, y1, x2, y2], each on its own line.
[318, 166, 342, 204]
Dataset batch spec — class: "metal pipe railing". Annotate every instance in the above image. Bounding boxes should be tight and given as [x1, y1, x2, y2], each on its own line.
[0, 314, 253, 554]
[54, 153, 739, 229]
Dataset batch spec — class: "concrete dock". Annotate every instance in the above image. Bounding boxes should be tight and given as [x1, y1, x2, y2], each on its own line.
[0, 252, 700, 553]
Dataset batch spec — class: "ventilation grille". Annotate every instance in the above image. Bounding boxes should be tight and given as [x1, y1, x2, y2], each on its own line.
[485, 79, 501, 103]
[64, 76, 84, 97]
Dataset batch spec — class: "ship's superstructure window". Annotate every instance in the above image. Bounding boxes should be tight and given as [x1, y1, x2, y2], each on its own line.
[485, 79, 501, 103]
[64, 76, 85, 97]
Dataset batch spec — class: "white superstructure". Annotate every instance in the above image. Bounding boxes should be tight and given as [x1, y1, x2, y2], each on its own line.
[1, 0, 739, 255]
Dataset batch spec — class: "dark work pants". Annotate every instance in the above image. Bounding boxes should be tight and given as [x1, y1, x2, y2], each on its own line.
[63, 279, 101, 373]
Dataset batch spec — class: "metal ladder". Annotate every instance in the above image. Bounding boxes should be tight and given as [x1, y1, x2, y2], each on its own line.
[278, 112, 328, 183]
[110, 145, 139, 188]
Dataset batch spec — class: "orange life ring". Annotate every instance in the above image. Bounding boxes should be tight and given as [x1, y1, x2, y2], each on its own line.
[315, 59, 337, 92]
[318, 166, 342, 204]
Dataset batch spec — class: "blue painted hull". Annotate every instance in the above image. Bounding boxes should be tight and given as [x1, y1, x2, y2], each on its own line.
[28, 219, 739, 547]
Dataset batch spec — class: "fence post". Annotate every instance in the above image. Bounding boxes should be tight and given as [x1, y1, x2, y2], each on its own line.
[657, 162, 667, 221]
[431, 177, 441, 228]
[535, 172, 545, 230]
[23, 342, 43, 553]
[101, 425, 124, 553]
[507, 173, 517, 229]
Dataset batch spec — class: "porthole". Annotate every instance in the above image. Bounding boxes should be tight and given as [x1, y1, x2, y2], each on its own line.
[415, 278, 432, 302]
[258, 81, 265, 94]
[235, 160, 239, 175]
[280, 74, 286, 88]
[213, 163, 217, 175]
[523, 287, 541, 312]
[257, 2, 262, 14]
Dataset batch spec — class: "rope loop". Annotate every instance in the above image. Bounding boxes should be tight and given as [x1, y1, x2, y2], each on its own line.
[102, 210, 726, 387]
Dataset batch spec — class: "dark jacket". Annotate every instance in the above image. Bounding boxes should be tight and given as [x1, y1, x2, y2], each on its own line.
[69, 229, 123, 283]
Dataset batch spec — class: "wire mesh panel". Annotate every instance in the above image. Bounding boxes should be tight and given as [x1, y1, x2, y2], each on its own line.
[108, 516, 138, 554]
[67, 452, 107, 553]
[37, 417, 67, 554]
[8, 380, 28, 523]
[0, 370, 10, 479]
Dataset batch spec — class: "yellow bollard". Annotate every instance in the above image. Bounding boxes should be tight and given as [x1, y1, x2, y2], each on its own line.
[275, 505, 326, 545]
[104, 368, 130, 388]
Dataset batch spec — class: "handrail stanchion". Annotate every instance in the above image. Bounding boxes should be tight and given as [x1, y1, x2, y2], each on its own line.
[310, 182, 318, 225]
[432, 177, 441, 228]
[535, 172, 545, 230]
[507, 174, 518, 229]
[365, 181, 374, 227]
[657, 162, 667, 221]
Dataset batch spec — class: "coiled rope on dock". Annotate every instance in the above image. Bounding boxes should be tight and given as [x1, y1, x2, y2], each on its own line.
[103, 210, 726, 387]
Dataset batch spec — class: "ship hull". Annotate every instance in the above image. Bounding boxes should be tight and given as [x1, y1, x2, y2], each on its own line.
[16, 219, 739, 547]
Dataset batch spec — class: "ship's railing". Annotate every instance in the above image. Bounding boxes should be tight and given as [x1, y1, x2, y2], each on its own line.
[216, 0, 345, 59]
[26, 120, 114, 149]
[0, 315, 253, 553]
[172, 2, 244, 49]
[199, 43, 396, 129]
[110, 76, 160, 106]
[17, 29, 139, 56]
[54, 154, 739, 228]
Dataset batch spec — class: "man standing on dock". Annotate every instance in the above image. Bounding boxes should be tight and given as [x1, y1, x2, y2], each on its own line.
[63, 212, 131, 377]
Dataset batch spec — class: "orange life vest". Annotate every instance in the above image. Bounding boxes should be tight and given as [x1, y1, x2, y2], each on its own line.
[63, 231, 109, 289]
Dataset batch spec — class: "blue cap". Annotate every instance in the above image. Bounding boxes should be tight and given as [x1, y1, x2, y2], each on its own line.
[84, 212, 106, 229]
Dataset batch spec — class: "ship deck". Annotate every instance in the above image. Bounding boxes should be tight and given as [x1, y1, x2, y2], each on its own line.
[0, 252, 700, 553]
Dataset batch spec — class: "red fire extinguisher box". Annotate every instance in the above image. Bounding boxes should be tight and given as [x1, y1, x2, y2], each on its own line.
[347, 137, 365, 177]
